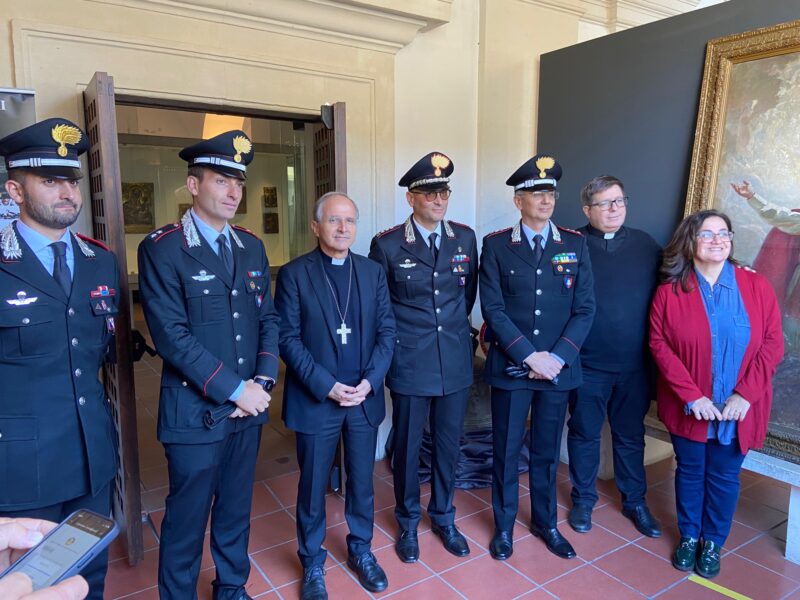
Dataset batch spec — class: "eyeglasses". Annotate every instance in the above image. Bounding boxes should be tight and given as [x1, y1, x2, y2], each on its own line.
[589, 197, 628, 210]
[697, 230, 734, 242]
[323, 216, 358, 227]
[518, 191, 559, 200]
[411, 189, 451, 202]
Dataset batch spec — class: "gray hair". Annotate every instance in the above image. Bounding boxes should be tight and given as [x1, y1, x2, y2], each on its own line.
[313, 191, 360, 222]
[580, 175, 625, 206]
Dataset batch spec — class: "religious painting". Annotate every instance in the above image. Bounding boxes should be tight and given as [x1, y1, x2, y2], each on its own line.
[263, 186, 278, 208]
[685, 19, 800, 463]
[263, 212, 279, 234]
[122, 182, 155, 234]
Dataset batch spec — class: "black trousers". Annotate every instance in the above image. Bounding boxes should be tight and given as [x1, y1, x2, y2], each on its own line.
[0, 482, 112, 600]
[295, 405, 378, 569]
[158, 425, 261, 600]
[491, 388, 569, 531]
[567, 367, 650, 510]
[390, 389, 469, 531]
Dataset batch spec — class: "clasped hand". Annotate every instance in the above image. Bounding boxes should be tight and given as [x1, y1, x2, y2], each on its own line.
[328, 379, 372, 406]
[231, 379, 271, 418]
[690, 394, 750, 421]
[523, 351, 562, 381]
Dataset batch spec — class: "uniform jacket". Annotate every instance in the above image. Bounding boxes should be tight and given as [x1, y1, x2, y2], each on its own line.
[369, 217, 478, 396]
[479, 220, 595, 391]
[275, 249, 395, 435]
[649, 266, 784, 453]
[137, 211, 280, 444]
[0, 222, 118, 510]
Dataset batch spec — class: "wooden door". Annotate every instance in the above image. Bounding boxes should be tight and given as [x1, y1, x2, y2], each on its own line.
[83, 72, 144, 564]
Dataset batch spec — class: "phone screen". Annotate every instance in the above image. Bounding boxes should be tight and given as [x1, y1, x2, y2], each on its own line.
[5, 511, 116, 590]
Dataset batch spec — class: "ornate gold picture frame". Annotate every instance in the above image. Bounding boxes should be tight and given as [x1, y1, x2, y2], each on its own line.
[686, 19, 800, 463]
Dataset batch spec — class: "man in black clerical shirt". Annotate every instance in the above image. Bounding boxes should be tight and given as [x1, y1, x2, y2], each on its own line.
[275, 192, 396, 600]
[566, 175, 662, 538]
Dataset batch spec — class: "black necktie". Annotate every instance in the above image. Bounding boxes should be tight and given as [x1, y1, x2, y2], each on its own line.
[429, 232, 439, 263]
[51, 241, 71, 295]
[533, 234, 544, 265]
[217, 234, 234, 276]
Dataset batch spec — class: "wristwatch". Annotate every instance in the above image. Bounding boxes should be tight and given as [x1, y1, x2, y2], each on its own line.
[254, 377, 275, 392]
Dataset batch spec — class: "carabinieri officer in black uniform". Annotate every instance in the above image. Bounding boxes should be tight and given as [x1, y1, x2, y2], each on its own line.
[480, 155, 595, 562]
[369, 152, 478, 563]
[138, 131, 280, 600]
[0, 118, 119, 599]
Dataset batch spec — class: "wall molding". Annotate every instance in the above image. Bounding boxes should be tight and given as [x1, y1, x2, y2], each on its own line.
[518, 0, 704, 29]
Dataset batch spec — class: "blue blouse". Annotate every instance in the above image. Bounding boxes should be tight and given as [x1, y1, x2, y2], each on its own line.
[692, 261, 751, 444]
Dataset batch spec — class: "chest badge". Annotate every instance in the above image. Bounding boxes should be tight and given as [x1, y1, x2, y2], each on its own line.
[399, 259, 417, 269]
[6, 291, 38, 306]
[192, 270, 216, 282]
[90, 285, 116, 298]
[564, 275, 574, 289]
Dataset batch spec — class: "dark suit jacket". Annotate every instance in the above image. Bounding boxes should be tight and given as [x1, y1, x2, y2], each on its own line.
[0, 223, 118, 510]
[275, 248, 395, 435]
[369, 217, 478, 396]
[480, 221, 595, 391]
[137, 215, 280, 444]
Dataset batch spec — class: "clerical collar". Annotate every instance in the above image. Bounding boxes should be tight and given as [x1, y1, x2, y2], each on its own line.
[604, 232, 615, 240]
[586, 223, 623, 240]
[320, 247, 348, 266]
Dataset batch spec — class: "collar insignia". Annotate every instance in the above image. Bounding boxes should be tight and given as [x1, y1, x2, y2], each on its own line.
[229, 227, 245, 249]
[1, 222, 22, 260]
[181, 209, 201, 248]
[404, 216, 416, 244]
[443, 220, 455, 239]
[6, 291, 37, 306]
[73, 232, 96, 258]
[551, 220, 562, 243]
[192, 270, 216, 282]
[51, 124, 82, 158]
[511, 221, 522, 244]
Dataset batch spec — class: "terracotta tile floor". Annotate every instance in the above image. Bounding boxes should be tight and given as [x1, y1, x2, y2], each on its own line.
[112, 311, 798, 598]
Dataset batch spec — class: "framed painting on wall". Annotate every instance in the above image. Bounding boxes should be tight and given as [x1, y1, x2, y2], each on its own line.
[122, 182, 156, 233]
[263, 212, 279, 234]
[685, 19, 800, 462]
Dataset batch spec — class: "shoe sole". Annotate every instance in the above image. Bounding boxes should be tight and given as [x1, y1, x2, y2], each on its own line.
[395, 552, 418, 564]
[671, 558, 695, 572]
[490, 550, 512, 561]
[694, 566, 720, 579]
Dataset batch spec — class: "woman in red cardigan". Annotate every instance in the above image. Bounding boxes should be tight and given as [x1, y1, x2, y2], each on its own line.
[649, 209, 783, 579]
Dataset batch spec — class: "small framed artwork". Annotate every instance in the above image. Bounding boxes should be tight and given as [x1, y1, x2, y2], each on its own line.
[177, 203, 192, 221]
[263, 212, 279, 234]
[263, 186, 278, 208]
[237, 187, 248, 214]
[122, 182, 155, 233]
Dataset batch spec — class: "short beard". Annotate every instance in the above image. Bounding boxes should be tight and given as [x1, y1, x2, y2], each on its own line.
[24, 194, 82, 230]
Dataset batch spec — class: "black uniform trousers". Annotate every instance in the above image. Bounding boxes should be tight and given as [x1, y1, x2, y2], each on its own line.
[0, 482, 112, 600]
[295, 405, 377, 569]
[158, 425, 261, 600]
[391, 389, 469, 531]
[567, 367, 650, 510]
[491, 388, 569, 532]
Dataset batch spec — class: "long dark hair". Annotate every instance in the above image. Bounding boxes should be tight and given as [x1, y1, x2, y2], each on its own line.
[660, 209, 739, 293]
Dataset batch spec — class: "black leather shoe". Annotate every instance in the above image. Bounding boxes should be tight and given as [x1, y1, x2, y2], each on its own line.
[489, 530, 513, 560]
[622, 504, 662, 538]
[346, 552, 388, 593]
[300, 566, 328, 600]
[695, 540, 721, 579]
[568, 505, 592, 533]
[395, 529, 419, 563]
[530, 526, 576, 559]
[671, 536, 698, 572]
[431, 523, 470, 557]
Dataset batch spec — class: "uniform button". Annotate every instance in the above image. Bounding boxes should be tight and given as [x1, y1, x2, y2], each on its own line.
[78, 397, 86, 406]
[436, 308, 441, 314]
[510, 270, 515, 275]
[238, 358, 244, 365]
[68, 308, 75, 317]
[74, 368, 82, 377]
[235, 334, 242, 341]
[407, 275, 411, 280]
[71, 337, 79, 346]
[434, 290, 440, 295]
[203, 289, 210, 295]
[536, 268, 542, 275]
[181, 381, 188, 387]
[233, 312, 240, 319]
[433, 272, 439, 278]
[232, 290, 239, 297]
[536, 289, 542, 295]
[535, 309, 541, 316]
[0, 432, 3, 439]
[533, 329, 540, 335]
[437, 325, 442, 331]
[21, 317, 30, 324]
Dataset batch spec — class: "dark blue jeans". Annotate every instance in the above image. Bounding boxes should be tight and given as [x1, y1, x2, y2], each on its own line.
[671, 434, 746, 546]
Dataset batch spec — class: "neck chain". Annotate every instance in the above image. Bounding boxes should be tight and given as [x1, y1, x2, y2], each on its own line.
[322, 253, 353, 344]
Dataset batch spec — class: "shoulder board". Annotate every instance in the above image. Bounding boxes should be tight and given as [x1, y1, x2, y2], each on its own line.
[485, 227, 512, 239]
[232, 224, 259, 239]
[375, 224, 403, 238]
[556, 225, 583, 236]
[448, 220, 473, 230]
[147, 223, 181, 243]
[735, 264, 757, 273]
[75, 233, 110, 252]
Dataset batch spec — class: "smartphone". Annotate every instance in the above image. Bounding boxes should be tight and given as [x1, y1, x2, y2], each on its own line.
[0, 509, 119, 590]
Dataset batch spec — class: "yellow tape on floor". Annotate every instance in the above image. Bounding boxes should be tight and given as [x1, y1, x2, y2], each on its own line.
[688, 574, 752, 600]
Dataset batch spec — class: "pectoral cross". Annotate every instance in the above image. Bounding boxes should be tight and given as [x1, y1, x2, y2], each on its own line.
[336, 321, 352, 345]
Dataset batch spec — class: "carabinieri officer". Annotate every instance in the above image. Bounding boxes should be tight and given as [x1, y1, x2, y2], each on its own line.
[369, 152, 478, 562]
[0, 118, 119, 599]
[138, 130, 280, 600]
[479, 154, 595, 562]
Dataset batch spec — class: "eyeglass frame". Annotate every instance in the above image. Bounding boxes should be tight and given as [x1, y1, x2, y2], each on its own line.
[410, 188, 452, 202]
[696, 229, 735, 242]
[588, 196, 628, 211]
[516, 190, 560, 201]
